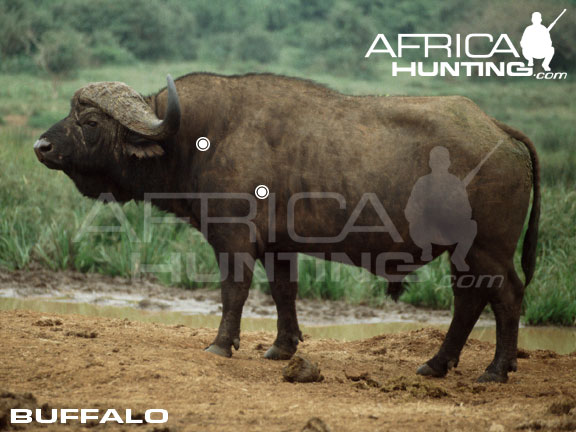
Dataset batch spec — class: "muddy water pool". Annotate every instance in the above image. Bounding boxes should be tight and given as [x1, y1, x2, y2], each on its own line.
[1, 297, 574, 354]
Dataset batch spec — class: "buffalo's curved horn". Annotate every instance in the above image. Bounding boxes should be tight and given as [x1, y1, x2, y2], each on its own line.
[76, 74, 180, 141]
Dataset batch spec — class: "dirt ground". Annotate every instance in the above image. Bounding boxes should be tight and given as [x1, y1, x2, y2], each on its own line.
[1, 310, 575, 432]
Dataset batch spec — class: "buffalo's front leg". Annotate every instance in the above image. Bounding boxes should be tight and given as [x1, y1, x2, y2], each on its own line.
[205, 252, 255, 358]
[264, 253, 303, 360]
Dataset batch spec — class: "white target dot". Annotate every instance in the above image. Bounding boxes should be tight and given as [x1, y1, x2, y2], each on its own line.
[255, 185, 269, 199]
[196, 137, 211, 151]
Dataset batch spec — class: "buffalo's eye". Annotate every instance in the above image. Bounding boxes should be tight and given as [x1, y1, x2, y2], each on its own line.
[85, 120, 98, 128]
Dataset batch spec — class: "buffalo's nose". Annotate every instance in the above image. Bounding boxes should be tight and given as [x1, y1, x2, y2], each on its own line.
[34, 138, 53, 154]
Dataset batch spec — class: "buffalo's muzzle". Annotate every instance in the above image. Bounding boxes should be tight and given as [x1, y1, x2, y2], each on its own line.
[34, 138, 53, 154]
[34, 138, 60, 168]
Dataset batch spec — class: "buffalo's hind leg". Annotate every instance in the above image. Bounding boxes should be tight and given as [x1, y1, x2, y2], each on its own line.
[477, 267, 524, 383]
[264, 253, 303, 360]
[417, 247, 522, 383]
[417, 263, 488, 378]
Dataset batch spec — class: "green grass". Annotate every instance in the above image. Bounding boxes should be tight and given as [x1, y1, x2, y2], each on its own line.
[0, 61, 574, 326]
[523, 185, 576, 326]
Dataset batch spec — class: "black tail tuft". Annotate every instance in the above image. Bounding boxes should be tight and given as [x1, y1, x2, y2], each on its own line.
[387, 281, 405, 301]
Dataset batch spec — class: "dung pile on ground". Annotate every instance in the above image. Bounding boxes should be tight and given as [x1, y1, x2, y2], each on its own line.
[343, 371, 449, 399]
[301, 417, 331, 432]
[345, 372, 382, 389]
[380, 376, 450, 399]
[32, 317, 63, 327]
[65, 330, 98, 338]
[283, 356, 324, 383]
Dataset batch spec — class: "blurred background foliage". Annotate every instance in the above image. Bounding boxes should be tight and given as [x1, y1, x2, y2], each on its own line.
[0, 0, 574, 77]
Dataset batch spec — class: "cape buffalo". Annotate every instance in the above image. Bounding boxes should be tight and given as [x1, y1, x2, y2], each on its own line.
[34, 73, 539, 383]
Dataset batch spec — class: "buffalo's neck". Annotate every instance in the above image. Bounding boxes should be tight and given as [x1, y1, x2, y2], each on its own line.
[108, 135, 206, 226]
[108, 79, 246, 223]
[101, 150, 197, 226]
[111, 139, 190, 197]
[128, 83, 239, 221]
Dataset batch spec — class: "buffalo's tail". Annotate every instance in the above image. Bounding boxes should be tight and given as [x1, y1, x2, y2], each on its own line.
[492, 118, 541, 286]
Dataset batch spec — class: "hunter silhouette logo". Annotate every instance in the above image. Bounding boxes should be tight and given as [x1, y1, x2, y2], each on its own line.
[521, 10, 566, 71]
[404, 141, 502, 272]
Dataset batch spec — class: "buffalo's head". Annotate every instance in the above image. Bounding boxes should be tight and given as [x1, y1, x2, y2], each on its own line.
[34, 75, 180, 201]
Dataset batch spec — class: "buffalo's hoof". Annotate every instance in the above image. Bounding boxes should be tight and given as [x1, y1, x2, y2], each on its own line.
[416, 363, 446, 378]
[205, 344, 232, 358]
[477, 371, 508, 383]
[264, 344, 295, 360]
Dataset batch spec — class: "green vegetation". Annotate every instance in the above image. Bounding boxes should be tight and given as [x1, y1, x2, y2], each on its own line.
[0, 0, 574, 326]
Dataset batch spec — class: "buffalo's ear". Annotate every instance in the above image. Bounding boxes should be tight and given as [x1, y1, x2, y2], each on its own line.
[124, 133, 165, 158]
